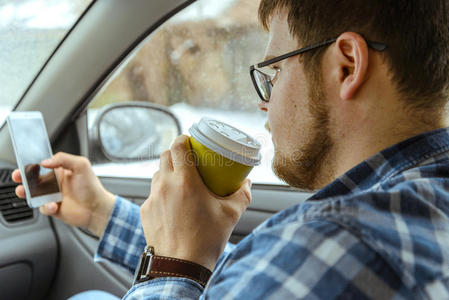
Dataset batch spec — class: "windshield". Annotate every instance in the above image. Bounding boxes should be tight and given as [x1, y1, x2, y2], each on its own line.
[0, 0, 92, 125]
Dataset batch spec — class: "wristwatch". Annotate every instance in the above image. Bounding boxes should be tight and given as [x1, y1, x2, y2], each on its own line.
[133, 245, 213, 288]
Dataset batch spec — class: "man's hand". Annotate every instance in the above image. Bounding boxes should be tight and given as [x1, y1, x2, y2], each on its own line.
[140, 135, 252, 271]
[12, 152, 116, 237]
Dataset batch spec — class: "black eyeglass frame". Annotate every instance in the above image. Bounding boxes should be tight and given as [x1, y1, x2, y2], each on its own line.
[250, 37, 387, 102]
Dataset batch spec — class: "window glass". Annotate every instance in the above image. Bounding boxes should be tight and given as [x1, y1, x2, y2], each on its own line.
[88, 0, 283, 185]
[0, 0, 92, 126]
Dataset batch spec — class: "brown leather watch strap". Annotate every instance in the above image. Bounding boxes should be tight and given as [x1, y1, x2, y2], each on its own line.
[149, 256, 212, 287]
[134, 246, 212, 288]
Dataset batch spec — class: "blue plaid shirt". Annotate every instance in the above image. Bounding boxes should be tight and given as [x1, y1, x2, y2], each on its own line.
[96, 128, 449, 299]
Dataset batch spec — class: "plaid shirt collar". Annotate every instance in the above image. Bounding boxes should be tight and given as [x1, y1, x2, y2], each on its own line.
[310, 127, 449, 201]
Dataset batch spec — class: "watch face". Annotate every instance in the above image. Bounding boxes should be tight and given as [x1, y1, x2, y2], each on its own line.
[133, 248, 154, 285]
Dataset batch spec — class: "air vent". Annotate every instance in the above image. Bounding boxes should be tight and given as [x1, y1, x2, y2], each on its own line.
[0, 169, 33, 223]
[0, 168, 11, 183]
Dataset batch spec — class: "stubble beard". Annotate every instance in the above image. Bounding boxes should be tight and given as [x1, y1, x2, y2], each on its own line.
[272, 68, 334, 192]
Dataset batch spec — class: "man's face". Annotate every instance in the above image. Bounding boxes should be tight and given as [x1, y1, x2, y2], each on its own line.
[261, 12, 334, 191]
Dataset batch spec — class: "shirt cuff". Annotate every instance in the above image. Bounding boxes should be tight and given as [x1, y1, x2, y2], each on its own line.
[94, 196, 146, 273]
[123, 277, 203, 300]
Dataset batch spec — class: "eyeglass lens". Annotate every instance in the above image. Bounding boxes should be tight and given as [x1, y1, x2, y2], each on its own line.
[254, 69, 272, 102]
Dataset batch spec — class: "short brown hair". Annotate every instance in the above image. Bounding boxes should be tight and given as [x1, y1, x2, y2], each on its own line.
[259, 1, 449, 110]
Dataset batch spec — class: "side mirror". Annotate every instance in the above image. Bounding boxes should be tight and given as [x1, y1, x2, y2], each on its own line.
[90, 102, 181, 162]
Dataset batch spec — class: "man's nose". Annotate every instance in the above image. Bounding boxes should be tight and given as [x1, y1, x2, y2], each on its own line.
[258, 101, 268, 112]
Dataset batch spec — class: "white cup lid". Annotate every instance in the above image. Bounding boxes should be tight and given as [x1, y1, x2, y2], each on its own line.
[189, 117, 261, 166]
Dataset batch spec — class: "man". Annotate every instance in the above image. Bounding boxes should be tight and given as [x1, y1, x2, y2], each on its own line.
[14, 0, 449, 299]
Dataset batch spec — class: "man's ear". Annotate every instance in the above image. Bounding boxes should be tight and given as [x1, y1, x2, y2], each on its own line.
[335, 32, 369, 100]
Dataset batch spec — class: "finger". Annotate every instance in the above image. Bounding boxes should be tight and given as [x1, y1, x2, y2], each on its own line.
[15, 185, 26, 199]
[54, 167, 66, 183]
[159, 150, 173, 173]
[39, 202, 60, 216]
[151, 171, 160, 184]
[12, 169, 22, 183]
[170, 135, 195, 172]
[224, 179, 252, 209]
[41, 152, 88, 172]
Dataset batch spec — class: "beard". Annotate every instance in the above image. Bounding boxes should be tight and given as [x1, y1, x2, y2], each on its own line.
[272, 68, 334, 191]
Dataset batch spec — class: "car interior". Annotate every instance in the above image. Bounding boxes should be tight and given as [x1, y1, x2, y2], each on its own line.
[0, 1, 311, 299]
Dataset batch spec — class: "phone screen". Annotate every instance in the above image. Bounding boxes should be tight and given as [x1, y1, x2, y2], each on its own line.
[8, 115, 60, 198]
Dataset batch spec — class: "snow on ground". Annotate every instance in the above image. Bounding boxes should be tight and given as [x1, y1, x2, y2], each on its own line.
[1, 103, 284, 185]
[92, 103, 284, 185]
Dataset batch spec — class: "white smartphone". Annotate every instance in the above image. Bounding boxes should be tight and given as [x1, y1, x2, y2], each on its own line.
[7, 111, 62, 208]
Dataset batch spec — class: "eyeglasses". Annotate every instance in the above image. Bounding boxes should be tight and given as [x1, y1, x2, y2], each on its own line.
[249, 37, 387, 102]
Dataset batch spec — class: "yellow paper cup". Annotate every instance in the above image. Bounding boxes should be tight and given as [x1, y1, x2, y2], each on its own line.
[189, 118, 261, 196]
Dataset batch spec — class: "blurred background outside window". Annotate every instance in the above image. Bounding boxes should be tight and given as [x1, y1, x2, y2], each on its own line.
[88, 0, 283, 185]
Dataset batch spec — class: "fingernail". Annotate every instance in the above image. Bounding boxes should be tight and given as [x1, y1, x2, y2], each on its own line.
[41, 159, 52, 165]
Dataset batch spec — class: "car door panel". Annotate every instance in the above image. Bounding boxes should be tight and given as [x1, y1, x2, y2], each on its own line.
[45, 219, 131, 300]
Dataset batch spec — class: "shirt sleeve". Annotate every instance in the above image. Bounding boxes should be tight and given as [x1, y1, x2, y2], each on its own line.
[206, 220, 411, 299]
[94, 196, 146, 274]
[94, 196, 236, 276]
[123, 220, 411, 299]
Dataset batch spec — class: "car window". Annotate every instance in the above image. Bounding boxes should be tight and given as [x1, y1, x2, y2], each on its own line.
[87, 0, 284, 185]
[0, 0, 92, 126]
